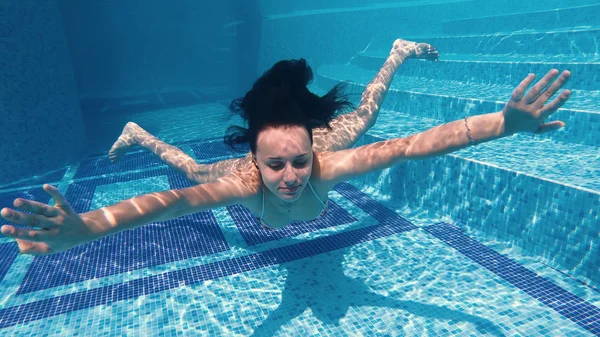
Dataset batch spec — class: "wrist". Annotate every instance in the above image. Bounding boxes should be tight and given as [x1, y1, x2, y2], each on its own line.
[496, 111, 512, 137]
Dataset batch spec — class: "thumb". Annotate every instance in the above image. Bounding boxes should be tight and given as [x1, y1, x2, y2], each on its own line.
[535, 121, 565, 134]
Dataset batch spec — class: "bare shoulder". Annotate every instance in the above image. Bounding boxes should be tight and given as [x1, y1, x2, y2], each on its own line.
[310, 151, 341, 191]
[227, 164, 263, 207]
[311, 137, 411, 186]
[181, 162, 262, 211]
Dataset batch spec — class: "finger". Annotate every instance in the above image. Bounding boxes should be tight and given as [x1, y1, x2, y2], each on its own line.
[43, 184, 75, 214]
[535, 121, 566, 134]
[523, 69, 559, 104]
[0, 208, 53, 229]
[0, 224, 54, 243]
[537, 70, 571, 106]
[511, 73, 536, 102]
[539, 90, 571, 120]
[13, 198, 60, 217]
[15, 239, 53, 255]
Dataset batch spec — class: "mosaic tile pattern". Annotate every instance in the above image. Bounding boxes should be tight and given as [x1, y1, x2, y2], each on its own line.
[0, 199, 416, 330]
[0, 1, 85, 186]
[0, 168, 68, 191]
[84, 136, 224, 159]
[73, 152, 166, 179]
[317, 64, 600, 147]
[0, 243, 19, 283]
[0, 164, 597, 335]
[354, 52, 600, 90]
[425, 222, 600, 335]
[0, 188, 53, 230]
[15, 168, 228, 295]
[333, 181, 417, 232]
[80, 90, 212, 115]
[442, 3, 600, 34]
[402, 28, 600, 56]
[190, 141, 249, 161]
[16, 210, 228, 295]
[227, 200, 357, 246]
[354, 120, 600, 286]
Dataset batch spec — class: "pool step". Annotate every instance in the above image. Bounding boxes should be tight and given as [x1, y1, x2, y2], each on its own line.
[442, 3, 600, 34]
[349, 116, 600, 288]
[353, 52, 600, 90]
[400, 28, 600, 57]
[316, 63, 600, 147]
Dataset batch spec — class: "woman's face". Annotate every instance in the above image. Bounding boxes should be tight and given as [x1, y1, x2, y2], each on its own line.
[254, 125, 313, 202]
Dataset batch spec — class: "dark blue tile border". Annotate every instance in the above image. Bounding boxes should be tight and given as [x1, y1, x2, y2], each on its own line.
[16, 210, 228, 295]
[0, 188, 53, 231]
[0, 243, 19, 283]
[227, 200, 357, 246]
[0, 200, 415, 329]
[333, 182, 415, 231]
[424, 222, 600, 336]
[15, 167, 229, 295]
[2, 178, 595, 334]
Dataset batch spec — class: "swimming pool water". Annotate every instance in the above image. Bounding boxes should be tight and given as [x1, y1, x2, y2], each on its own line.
[1, 101, 598, 336]
[1, 1, 600, 336]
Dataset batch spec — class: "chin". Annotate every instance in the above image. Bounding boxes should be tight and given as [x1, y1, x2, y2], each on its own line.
[280, 193, 301, 202]
[279, 187, 304, 201]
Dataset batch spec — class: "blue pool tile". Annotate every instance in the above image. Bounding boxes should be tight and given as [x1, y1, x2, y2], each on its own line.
[191, 141, 249, 160]
[424, 222, 600, 336]
[74, 152, 166, 179]
[0, 187, 53, 229]
[0, 168, 68, 190]
[16, 210, 229, 295]
[227, 200, 357, 246]
[68, 168, 171, 213]
[333, 182, 417, 232]
[85, 136, 225, 159]
[175, 136, 223, 148]
[0, 243, 18, 282]
[15, 168, 228, 295]
[0, 204, 416, 329]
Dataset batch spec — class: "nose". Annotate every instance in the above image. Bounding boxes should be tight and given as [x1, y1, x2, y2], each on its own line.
[283, 164, 298, 185]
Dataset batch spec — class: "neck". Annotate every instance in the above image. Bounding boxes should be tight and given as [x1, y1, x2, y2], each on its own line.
[264, 185, 300, 210]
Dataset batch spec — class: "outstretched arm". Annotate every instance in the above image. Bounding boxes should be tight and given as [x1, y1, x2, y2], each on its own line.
[0, 170, 259, 255]
[318, 69, 571, 185]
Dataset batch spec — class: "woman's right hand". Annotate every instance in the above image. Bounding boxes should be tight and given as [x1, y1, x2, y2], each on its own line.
[0, 184, 98, 255]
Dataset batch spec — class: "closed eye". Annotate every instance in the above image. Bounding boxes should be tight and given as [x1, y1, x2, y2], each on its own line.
[268, 161, 308, 170]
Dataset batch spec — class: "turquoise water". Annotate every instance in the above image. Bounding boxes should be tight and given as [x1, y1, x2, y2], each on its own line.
[1, 1, 599, 336]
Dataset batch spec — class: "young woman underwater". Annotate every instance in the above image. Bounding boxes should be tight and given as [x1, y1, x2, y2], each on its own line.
[1, 39, 571, 255]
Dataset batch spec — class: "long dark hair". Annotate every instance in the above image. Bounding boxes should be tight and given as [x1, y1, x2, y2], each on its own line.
[224, 59, 354, 154]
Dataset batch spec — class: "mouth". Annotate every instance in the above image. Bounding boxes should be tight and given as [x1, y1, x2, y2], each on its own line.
[280, 185, 301, 193]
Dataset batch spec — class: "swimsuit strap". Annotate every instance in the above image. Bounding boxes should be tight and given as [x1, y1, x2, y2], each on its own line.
[259, 182, 327, 229]
[307, 181, 328, 213]
[260, 185, 265, 220]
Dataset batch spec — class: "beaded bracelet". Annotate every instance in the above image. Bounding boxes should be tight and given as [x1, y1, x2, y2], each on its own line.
[465, 117, 476, 146]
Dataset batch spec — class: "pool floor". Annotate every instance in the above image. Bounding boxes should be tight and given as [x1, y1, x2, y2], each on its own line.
[0, 133, 598, 337]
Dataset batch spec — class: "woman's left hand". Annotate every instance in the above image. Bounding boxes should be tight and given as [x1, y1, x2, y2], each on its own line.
[502, 69, 571, 135]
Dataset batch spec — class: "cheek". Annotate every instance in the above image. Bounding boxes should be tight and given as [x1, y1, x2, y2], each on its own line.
[260, 171, 280, 186]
